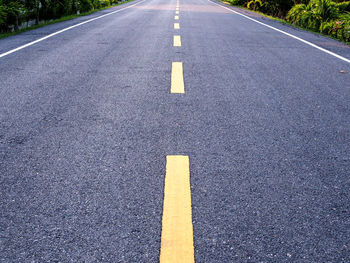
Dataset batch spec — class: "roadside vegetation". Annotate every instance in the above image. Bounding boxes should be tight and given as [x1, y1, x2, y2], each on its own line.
[0, 0, 123, 34]
[226, 0, 350, 43]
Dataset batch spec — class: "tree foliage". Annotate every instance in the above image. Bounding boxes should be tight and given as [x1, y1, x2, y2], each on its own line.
[228, 0, 350, 42]
[0, 0, 120, 32]
[287, 0, 350, 41]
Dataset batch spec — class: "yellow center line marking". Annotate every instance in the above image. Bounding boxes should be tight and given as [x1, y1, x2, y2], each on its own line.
[173, 35, 182, 47]
[174, 23, 180, 29]
[176, 7, 179, 10]
[160, 156, 194, 263]
[171, 62, 185, 94]
[175, 15, 179, 20]
[176, 10, 179, 14]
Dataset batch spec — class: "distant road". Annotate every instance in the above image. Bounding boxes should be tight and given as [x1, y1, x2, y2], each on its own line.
[1, 0, 349, 262]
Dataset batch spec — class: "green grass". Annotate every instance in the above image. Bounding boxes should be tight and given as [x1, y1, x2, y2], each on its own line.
[0, 0, 135, 39]
[220, 0, 350, 46]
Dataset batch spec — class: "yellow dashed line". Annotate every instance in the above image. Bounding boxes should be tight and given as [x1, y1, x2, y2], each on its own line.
[160, 155, 195, 263]
[174, 23, 180, 29]
[175, 15, 179, 20]
[176, 10, 179, 14]
[171, 62, 185, 94]
[173, 35, 182, 47]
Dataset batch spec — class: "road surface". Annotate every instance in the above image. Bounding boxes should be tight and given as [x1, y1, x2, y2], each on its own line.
[1, 0, 350, 262]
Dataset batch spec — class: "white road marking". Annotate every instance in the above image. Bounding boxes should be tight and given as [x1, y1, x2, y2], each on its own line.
[208, 0, 350, 64]
[0, 0, 146, 59]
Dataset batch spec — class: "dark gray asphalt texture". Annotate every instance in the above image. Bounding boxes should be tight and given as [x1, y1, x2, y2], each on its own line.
[1, 0, 350, 262]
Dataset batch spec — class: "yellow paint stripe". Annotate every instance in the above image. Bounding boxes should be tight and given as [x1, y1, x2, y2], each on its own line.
[174, 23, 180, 29]
[160, 156, 194, 263]
[176, 7, 179, 11]
[173, 35, 181, 47]
[176, 10, 179, 14]
[171, 62, 185, 94]
[175, 15, 179, 20]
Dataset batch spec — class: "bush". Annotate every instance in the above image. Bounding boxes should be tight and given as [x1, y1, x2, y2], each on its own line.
[319, 20, 336, 33]
[245, 0, 295, 17]
[225, 0, 349, 42]
[266, 0, 294, 17]
[287, 0, 340, 28]
[229, 0, 247, 5]
[0, 0, 119, 33]
[287, 3, 313, 25]
[0, 4, 7, 28]
[79, 0, 94, 12]
[343, 21, 350, 41]
[287, 0, 350, 42]
[336, 1, 350, 11]
[247, 0, 262, 11]
[99, 0, 111, 8]
[312, 0, 339, 21]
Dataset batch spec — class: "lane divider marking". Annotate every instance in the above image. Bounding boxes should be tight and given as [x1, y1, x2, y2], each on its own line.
[175, 15, 179, 20]
[171, 62, 185, 93]
[174, 35, 182, 47]
[174, 23, 180, 29]
[0, 0, 147, 59]
[208, 0, 350, 64]
[160, 155, 195, 263]
[176, 10, 179, 14]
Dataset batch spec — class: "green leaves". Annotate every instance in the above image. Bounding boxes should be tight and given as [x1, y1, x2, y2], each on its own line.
[247, 0, 263, 11]
[0, 4, 7, 26]
[0, 0, 120, 33]
[312, 0, 339, 21]
[286, 0, 350, 42]
[336, 1, 350, 12]
[0, 1, 27, 31]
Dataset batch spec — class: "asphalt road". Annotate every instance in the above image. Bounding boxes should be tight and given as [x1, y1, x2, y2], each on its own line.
[1, 0, 350, 262]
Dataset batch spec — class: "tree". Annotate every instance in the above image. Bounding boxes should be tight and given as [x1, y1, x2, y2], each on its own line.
[248, 0, 262, 11]
[0, 1, 7, 28]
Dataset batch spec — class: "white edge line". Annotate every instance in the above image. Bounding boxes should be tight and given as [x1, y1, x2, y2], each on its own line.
[208, 0, 350, 64]
[0, 0, 146, 59]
